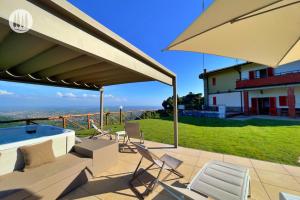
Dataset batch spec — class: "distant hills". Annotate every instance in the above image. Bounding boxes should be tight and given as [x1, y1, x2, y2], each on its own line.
[0, 106, 161, 120]
[0, 116, 13, 121]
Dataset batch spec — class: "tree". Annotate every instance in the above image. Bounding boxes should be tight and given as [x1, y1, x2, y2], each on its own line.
[181, 92, 203, 110]
[162, 96, 176, 111]
[162, 92, 203, 111]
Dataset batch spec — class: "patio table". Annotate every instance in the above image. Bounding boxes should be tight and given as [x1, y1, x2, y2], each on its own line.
[115, 130, 126, 142]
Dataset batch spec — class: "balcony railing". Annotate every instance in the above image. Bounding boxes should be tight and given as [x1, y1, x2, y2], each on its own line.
[236, 70, 300, 89]
[0, 110, 155, 130]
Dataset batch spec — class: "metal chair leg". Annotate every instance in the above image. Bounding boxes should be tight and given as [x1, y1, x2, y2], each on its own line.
[146, 162, 165, 194]
[122, 135, 129, 152]
[132, 157, 143, 178]
[168, 169, 184, 178]
[129, 158, 164, 199]
[130, 163, 154, 186]
[140, 132, 144, 144]
[248, 178, 251, 197]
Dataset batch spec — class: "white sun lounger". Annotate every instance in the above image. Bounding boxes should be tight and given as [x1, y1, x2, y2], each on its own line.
[89, 120, 112, 140]
[280, 192, 300, 200]
[160, 160, 251, 200]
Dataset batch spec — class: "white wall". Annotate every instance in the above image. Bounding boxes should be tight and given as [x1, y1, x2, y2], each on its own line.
[241, 65, 266, 80]
[241, 60, 300, 80]
[248, 86, 300, 108]
[209, 92, 242, 107]
[248, 88, 287, 108]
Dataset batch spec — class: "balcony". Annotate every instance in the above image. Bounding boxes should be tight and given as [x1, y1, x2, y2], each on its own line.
[236, 70, 300, 89]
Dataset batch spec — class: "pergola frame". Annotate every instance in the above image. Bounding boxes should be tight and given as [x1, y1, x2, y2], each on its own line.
[0, 0, 178, 147]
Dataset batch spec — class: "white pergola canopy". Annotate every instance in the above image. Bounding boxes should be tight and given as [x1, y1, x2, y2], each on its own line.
[0, 0, 179, 147]
[0, 0, 176, 90]
[168, 0, 300, 67]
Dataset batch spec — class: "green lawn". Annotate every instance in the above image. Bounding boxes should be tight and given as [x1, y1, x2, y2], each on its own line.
[77, 117, 300, 166]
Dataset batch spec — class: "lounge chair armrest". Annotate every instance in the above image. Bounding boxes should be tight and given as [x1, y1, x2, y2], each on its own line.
[158, 181, 207, 200]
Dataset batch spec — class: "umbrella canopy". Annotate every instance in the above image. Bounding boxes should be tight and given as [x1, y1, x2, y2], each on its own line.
[167, 0, 300, 67]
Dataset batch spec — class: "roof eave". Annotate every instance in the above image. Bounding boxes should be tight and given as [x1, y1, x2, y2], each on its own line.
[199, 61, 252, 79]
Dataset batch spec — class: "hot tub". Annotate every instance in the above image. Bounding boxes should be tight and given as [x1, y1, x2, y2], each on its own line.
[0, 125, 75, 175]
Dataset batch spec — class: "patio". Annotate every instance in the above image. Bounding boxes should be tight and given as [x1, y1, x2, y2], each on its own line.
[61, 140, 300, 200]
[1, 1, 300, 200]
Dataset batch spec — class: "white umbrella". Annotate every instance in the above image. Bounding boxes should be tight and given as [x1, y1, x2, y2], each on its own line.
[167, 0, 300, 67]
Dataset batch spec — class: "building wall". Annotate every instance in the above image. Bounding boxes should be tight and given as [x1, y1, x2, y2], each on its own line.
[241, 60, 300, 80]
[208, 92, 242, 109]
[294, 87, 300, 108]
[248, 86, 300, 108]
[208, 70, 240, 94]
[203, 74, 209, 107]
[241, 63, 265, 80]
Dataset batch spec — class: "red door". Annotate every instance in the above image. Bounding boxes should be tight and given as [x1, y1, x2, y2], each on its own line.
[269, 97, 277, 115]
[251, 98, 258, 114]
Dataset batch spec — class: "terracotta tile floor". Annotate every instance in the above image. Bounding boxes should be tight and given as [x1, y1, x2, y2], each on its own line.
[61, 140, 300, 200]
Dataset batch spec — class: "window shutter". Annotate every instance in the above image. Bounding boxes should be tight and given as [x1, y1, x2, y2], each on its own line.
[249, 71, 255, 80]
[279, 96, 287, 106]
[213, 96, 217, 105]
[212, 78, 216, 86]
[267, 67, 274, 77]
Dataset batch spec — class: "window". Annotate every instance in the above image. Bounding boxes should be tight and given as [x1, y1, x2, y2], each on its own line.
[212, 77, 216, 86]
[259, 69, 267, 78]
[255, 70, 260, 78]
[279, 96, 287, 106]
[213, 96, 217, 105]
[250, 68, 269, 79]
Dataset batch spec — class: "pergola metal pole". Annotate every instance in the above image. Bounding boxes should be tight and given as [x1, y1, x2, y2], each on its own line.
[173, 78, 178, 148]
[99, 87, 104, 129]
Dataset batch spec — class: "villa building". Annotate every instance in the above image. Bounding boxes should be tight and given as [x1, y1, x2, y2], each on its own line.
[199, 61, 300, 117]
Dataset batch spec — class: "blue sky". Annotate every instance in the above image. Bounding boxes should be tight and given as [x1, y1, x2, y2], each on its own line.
[0, 0, 242, 109]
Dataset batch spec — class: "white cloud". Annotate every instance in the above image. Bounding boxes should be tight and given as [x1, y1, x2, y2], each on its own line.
[56, 92, 126, 102]
[0, 90, 14, 95]
[83, 94, 98, 98]
[104, 94, 114, 98]
[65, 93, 76, 98]
[56, 92, 76, 98]
[105, 94, 127, 102]
[56, 92, 63, 97]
